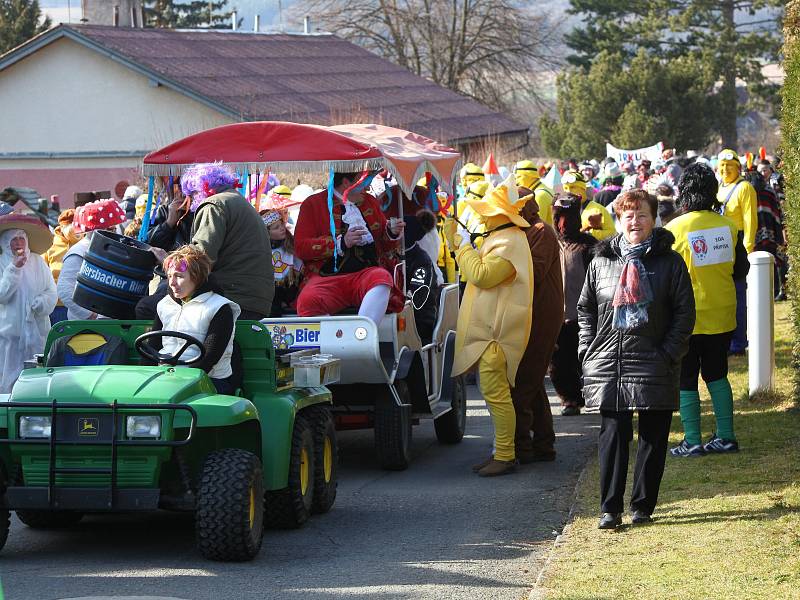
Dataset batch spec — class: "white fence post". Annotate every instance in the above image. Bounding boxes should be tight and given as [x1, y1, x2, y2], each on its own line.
[746, 251, 775, 395]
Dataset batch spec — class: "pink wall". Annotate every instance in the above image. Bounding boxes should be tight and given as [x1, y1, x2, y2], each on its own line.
[0, 166, 144, 208]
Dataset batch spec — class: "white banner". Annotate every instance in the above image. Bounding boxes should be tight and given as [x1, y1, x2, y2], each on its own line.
[606, 142, 664, 165]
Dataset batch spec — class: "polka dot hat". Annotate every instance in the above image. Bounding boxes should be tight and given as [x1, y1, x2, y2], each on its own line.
[73, 199, 126, 233]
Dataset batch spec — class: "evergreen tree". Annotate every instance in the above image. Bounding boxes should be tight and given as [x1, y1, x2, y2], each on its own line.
[144, 0, 233, 29]
[564, 0, 786, 149]
[540, 51, 718, 158]
[0, 0, 51, 55]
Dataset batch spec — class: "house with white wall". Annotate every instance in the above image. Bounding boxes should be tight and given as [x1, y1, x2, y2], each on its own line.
[0, 24, 528, 207]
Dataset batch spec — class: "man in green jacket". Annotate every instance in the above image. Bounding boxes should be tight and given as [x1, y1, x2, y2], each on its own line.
[182, 162, 274, 319]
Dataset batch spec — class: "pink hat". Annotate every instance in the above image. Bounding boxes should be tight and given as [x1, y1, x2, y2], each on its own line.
[74, 199, 126, 233]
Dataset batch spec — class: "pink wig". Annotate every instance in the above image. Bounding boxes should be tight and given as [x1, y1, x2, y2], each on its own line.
[180, 162, 239, 210]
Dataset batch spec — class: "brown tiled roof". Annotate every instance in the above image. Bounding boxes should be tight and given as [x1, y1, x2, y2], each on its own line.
[55, 25, 528, 143]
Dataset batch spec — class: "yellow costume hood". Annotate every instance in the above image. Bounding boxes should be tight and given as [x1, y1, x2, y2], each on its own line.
[463, 174, 530, 228]
[514, 160, 540, 190]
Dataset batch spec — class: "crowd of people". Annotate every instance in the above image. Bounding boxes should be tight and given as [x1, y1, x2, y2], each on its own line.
[0, 145, 787, 527]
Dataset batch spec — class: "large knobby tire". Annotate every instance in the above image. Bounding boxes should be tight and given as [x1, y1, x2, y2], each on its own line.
[16, 510, 84, 529]
[307, 406, 338, 514]
[0, 469, 9, 552]
[375, 381, 412, 470]
[195, 448, 264, 562]
[264, 415, 315, 529]
[434, 374, 468, 444]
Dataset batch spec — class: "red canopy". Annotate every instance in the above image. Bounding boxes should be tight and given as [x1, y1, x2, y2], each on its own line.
[142, 121, 461, 196]
[330, 124, 461, 196]
[142, 121, 384, 178]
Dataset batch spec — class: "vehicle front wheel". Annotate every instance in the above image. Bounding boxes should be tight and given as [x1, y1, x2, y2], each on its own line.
[195, 448, 264, 561]
[264, 414, 315, 529]
[0, 469, 9, 552]
[434, 374, 467, 444]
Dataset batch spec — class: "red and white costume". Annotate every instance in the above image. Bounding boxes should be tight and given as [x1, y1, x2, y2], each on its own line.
[294, 189, 403, 316]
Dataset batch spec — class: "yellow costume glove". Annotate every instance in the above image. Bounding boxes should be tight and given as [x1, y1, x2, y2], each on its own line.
[443, 218, 463, 251]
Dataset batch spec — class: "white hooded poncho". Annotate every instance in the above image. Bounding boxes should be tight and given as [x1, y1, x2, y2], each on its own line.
[0, 229, 58, 392]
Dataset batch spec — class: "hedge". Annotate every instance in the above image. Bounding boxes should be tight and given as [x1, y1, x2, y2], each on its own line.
[781, 0, 800, 397]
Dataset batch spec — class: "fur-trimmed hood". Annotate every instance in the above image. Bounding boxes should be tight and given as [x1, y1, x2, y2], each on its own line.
[593, 227, 675, 259]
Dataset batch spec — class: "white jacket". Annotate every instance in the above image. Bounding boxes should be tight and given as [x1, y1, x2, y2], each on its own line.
[58, 236, 94, 320]
[156, 291, 241, 379]
[0, 234, 58, 392]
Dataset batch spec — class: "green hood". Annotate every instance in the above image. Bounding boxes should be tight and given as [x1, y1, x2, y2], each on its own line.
[9, 366, 211, 405]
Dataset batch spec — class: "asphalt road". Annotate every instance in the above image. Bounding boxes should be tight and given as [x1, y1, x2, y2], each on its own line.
[0, 384, 599, 600]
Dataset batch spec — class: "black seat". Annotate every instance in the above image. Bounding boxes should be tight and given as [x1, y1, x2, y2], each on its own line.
[46, 331, 129, 367]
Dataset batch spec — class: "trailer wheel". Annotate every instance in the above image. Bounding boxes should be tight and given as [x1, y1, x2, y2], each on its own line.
[307, 406, 338, 514]
[375, 381, 412, 470]
[195, 448, 264, 562]
[434, 374, 468, 444]
[16, 510, 83, 529]
[264, 414, 315, 528]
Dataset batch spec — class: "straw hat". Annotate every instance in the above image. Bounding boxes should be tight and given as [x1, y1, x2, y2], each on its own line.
[0, 214, 53, 254]
[463, 174, 529, 228]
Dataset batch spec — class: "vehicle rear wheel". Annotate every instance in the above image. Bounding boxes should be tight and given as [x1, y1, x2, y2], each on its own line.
[375, 381, 412, 470]
[195, 448, 264, 561]
[307, 405, 338, 514]
[434, 374, 467, 444]
[264, 414, 315, 529]
[16, 510, 83, 529]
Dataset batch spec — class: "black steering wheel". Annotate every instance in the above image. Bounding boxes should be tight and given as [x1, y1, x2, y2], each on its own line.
[135, 330, 206, 367]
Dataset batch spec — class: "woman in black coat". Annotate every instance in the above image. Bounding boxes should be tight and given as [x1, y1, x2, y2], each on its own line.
[578, 189, 695, 529]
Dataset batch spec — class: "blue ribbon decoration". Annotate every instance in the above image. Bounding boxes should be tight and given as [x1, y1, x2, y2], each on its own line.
[138, 175, 155, 242]
[326, 166, 338, 272]
[427, 175, 440, 212]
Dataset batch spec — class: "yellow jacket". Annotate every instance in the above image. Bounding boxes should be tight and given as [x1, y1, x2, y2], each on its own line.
[717, 177, 757, 253]
[436, 224, 457, 283]
[455, 202, 486, 282]
[581, 200, 615, 240]
[666, 210, 738, 335]
[453, 217, 533, 385]
[42, 225, 82, 307]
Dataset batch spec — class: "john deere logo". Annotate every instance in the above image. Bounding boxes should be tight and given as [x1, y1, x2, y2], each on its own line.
[78, 418, 98, 436]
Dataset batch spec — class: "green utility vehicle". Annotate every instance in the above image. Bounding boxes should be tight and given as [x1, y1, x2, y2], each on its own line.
[0, 319, 339, 561]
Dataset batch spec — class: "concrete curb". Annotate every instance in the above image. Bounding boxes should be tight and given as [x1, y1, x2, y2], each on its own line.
[527, 460, 592, 600]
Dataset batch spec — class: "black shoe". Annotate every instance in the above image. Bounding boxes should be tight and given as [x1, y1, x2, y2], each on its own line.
[630, 509, 653, 525]
[670, 439, 706, 458]
[703, 434, 739, 453]
[598, 512, 622, 529]
[561, 404, 580, 416]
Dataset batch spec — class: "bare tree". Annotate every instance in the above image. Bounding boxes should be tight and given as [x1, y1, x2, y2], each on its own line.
[299, 0, 562, 114]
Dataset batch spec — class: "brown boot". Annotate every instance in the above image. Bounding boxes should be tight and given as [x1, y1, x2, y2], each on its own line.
[477, 459, 516, 477]
[471, 455, 494, 472]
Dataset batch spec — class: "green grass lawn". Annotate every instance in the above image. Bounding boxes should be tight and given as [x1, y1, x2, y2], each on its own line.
[538, 301, 800, 600]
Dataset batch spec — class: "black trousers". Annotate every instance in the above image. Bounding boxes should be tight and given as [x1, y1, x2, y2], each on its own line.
[599, 409, 673, 515]
[680, 331, 734, 390]
[549, 321, 583, 406]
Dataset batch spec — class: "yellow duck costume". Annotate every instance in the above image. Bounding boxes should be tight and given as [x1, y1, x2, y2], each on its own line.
[562, 171, 615, 240]
[514, 160, 554, 226]
[444, 174, 533, 476]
